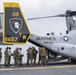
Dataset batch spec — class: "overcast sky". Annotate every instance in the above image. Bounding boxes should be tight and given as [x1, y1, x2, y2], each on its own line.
[0, 0, 76, 35]
[0, 0, 76, 63]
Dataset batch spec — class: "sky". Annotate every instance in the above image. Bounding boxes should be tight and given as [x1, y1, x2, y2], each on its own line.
[0, 0, 76, 35]
[0, 0, 76, 64]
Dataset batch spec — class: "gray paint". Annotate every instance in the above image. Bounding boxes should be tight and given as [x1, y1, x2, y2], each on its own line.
[4, 8, 30, 43]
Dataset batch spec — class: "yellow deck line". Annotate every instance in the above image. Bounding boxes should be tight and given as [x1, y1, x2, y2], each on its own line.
[0, 65, 76, 71]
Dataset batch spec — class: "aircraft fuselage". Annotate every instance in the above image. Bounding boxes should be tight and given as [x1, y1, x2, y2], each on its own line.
[30, 30, 76, 59]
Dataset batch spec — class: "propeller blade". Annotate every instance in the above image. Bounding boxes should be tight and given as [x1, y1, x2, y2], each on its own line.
[27, 14, 66, 20]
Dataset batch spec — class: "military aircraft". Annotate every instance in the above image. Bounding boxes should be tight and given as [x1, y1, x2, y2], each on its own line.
[28, 10, 76, 62]
[1, 2, 76, 62]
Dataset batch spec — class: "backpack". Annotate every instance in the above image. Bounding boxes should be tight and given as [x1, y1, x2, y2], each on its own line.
[40, 48, 47, 56]
[28, 48, 33, 55]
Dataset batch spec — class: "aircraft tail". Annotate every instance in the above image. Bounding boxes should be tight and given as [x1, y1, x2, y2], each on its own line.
[3, 2, 31, 44]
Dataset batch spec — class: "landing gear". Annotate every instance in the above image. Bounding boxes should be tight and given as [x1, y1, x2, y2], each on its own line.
[68, 59, 76, 63]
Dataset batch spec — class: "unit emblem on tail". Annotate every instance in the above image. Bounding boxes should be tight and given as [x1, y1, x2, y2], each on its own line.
[9, 18, 23, 34]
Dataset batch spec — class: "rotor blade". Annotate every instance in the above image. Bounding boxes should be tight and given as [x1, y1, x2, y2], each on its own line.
[27, 14, 66, 20]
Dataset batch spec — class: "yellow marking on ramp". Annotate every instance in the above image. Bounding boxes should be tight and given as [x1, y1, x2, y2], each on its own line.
[0, 65, 76, 71]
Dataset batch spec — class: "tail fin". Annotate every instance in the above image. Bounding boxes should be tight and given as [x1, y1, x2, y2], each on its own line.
[3, 2, 31, 44]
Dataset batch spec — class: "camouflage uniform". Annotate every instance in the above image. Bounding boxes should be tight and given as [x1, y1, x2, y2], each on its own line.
[27, 47, 33, 66]
[39, 47, 47, 65]
[32, 47, 38, 65]
[38, 47, 41, 65]
[4, 47, 9, 67]
[0, 48, 2, 65]
[13, 50, 16, 66]
[8, 47, 11, 66]
[13, 48, 20, 66]
[18, 48, 24, 66]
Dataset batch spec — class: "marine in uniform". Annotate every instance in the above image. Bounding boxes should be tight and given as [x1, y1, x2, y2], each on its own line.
[8, 47, 11, 66]
[32, 47, 38, 65]
[13, 48, 20, 66]
[39, 47, 47, 65]
[27, 47, 33, 66]
[4, 47, 9, 67]
[18, 48, 24, 66]
[38, 47, 41, 65]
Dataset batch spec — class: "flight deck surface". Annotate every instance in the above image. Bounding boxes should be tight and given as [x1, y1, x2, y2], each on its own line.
[0, 62, 76, 75]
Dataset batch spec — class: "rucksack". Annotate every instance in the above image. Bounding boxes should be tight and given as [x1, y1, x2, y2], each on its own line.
[28, 48, 33, 55]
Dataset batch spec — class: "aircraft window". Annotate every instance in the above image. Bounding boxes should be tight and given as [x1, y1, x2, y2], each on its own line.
[61, 47, 64, 50]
